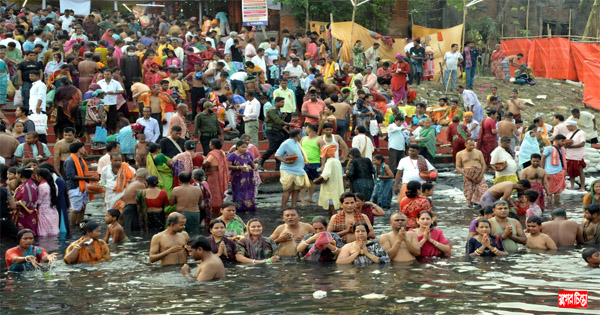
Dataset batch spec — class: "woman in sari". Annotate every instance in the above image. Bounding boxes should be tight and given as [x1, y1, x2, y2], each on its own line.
[227, 140, 257, 212]
[391, 53, 410, 104]
[352, 40, 365, 69]
[5, 229, 57, 272]
[101, 29, 116, 48]
[136, 176, 170, 234]
[39, 163, 70, 235]
[215, 201, 245, 238]
[400, 181, 432, 229]
[36, 168, 59, 237]
[412, 210, 452, 259]
[0, 53, 7, 106]
[477, 109, 499, 166]
[583, 179, 600, 206]
[235, 218, 280, 264]
[12, 168, 39, 234]
[44, 53, 63, 79]
[447, 116, 469, 164]
[64, 221, 110, 265]
[208, 219, 238, 263]
[146, 143, 174, 198]
[336, 222, 390, 266]
[346, 148, 376, 200]
[491, 44, 506, 79]
[204, 138, 230, 212]
[519, 125, 541, 169]
[297, 216, 343, 262]
[467, 219, 508, 258]
[142, 50, 164, 87]
[84, 89, 106, 143]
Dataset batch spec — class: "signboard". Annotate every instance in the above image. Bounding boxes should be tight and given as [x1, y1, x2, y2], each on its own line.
[242, 0, 268, 26]
[60, 0, 91, 15]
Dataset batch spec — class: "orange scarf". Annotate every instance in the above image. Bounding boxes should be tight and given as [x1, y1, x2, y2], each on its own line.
[70, 153, 89, 192]
[113, 163, 135, 194]
[207, 150, 230, 195]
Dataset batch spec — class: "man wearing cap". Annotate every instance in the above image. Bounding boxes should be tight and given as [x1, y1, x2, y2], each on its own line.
[464, 111, 480, 142]
[564, 120, 587, 191]
[194, 102, 223, 155]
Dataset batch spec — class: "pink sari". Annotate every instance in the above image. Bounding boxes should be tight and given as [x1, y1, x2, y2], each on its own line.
[12, 179, 39, 235]
[101, 29, 116, 47]
[491, 50, 506, 79]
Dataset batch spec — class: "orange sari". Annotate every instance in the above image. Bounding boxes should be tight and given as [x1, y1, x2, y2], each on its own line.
[205, 149, 230, 212]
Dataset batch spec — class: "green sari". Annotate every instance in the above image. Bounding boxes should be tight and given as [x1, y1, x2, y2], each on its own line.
[419, 127, 438, 158]
[146, 153, 176, 214]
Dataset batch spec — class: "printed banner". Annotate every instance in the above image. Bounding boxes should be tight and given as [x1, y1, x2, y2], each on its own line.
[60, 0, 91, 16]
[242, 0, 268, 26]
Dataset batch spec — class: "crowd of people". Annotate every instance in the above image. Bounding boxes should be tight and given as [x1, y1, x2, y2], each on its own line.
[1, 4, 600, 281]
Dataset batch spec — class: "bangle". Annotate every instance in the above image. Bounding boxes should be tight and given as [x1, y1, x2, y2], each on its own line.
[491, 247, 498, 253]
[475, 249, 484, 255]
[474, 250, 481, 256]
[252, 259, 256, 264]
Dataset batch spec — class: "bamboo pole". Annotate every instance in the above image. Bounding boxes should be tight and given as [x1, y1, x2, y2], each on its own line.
[526, 0, 530, 32]
[350, 1, 357, 54]
[331, 13, 337, 61]
[461, 0, 467, 46]
[305, 2, 309, 31]
[569, 9, 572, 40]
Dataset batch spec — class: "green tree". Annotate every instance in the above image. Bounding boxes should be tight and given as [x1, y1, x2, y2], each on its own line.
[409, 0, 442, 27]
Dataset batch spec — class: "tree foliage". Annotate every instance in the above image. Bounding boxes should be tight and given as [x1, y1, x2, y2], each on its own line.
[276, 0, 397, 33]
[409, 0, 442, 27]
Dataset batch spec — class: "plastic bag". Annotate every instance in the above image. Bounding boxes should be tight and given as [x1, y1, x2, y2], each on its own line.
[369, 119, 379, 136]
[94, 126, 108, 144]
[28, 113, 48, 134]
[13, 89, 23, 106]
[7, 79, 15, 99]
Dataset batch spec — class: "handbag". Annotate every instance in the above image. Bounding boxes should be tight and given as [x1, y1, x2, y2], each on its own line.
[94, 126, 108, 144]
[28, 113, 48, 134]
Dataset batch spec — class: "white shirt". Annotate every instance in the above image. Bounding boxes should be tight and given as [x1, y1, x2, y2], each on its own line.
[136, 117, 161, 143]
[387, 123, 407, 151]
[97, 79, 123, 105]
[397, 156, 434, 184]
[351, 133, 375, 160]
[0, 38, 21, 52]
[462, 90, 483, 123]
[444, 51, 464, 70]
[490, 146, 517, 177]
[404, 42, 414, 54]
[100, 163, 136, 209]
[466, 120, 480, 140]
[173, 47, 185, 65]
[566, 129, 587, 160]
[568, 111, 598, 140]
[224, 37, 235, 55]
[29, 80, 47, 113]
[241, 98, 261, 121]
[283, 64, 305, 86]
[251, 55, 267, 73]
[230, 71, 248, 82]
[245, 43, 257, 59]
[59, 15, 75, 32]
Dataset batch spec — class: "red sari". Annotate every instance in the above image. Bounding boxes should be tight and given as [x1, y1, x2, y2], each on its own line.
[477, 117, 498, 165]
[205, 149, 230, 212]
[491, 49, 506, 79]
[143, 59, 164, 87]
[399, 196, 432, 229]
[12, 179, 39, 235]
[447, 122, 469, 163]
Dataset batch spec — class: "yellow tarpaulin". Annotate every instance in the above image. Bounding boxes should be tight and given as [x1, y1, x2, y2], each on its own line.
[310, 21, 463, 80]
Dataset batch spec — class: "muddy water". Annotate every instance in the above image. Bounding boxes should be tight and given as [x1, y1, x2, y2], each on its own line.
[1, 174, 599, 314]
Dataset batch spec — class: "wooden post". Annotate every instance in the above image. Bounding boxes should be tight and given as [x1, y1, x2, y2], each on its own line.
[526, 0, 530, 32]
[350, 1, 357, 54]
[305, 2, 309, 32]
[331, 13, 337, 61]
[569, 9, 572, 40]
[461, 0, 467, 46]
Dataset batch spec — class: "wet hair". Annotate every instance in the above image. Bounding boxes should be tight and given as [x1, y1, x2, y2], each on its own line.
[526, 216, 542, 225]
[17, 229, 35, 242]
[530, 153, 542, 160]
[422, 182, 434, 192]
[353, 222, 370, 234]
[476, 219, 491, 228]
[82, 220, 100, 234]
[417, 210, 436, 227]
[505, 112, 514, 118]
[187, 236, 212, 251]
[210, 138, 223, 149]
[146, 175, 159, 187]
[311, 216, 328, 227]
[582, 247, 598, 262]
[167, 213, 183, 226]
[551, 208, 567, 218]
[339, 192, 356, 203]
[37, 168, 57, 207]
[282, 208, 298, 216]
[17, 167, 33, 179]
[107, 209, 121, 220]
[178, 171, 192, 184]
[69, 142, 85, 153]
[209, 219, 226, 231]
[64, 127, 76, 135]
[480, 206, 494, 216]
[517, 179, 532, 189]
[148, 143, 160, 153]
[584, 204, 600, 216]
[405, 181, 421, 198]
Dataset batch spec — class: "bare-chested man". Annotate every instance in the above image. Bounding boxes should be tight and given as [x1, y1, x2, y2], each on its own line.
[270, 208, 315, 257]
[53, 127, 78, 177]
[505, 89, 526, 120]
[122, 168, 148, 233]
[170, 171, 203, 236]
[328, 192, 375, 243]
[185, 62, 206, 118]
[480, 179, 531, 209]
[456, 139, 489, 206]
[379, 213, 420, 262]
[488, 200, 527, 252]
[541, 209, 583, 247]
[497, 112, 520, 148]
[149, 212, 189, 266]
[181, 236, 225, 282]
[502, 54, 524, 83]
[525, 216, 557, 250]
[330, 94, 353, 140]
[520, 154, 549, 209]
[582, 204, 600, 245]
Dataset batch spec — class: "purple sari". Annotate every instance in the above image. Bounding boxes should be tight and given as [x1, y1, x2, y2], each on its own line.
[12, 179, 39, 235]
[227, 152, 256, 212]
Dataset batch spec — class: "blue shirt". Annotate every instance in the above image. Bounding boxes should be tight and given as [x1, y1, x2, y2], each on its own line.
[215, 12, 228, 23]
[63, 156, 84, 190]
[231, 94, 246, 105]
[139, 37, 155, 47]
[542, 146, 563, 175]
[275, 139, 306, 175]
[23, 40, 35, 52]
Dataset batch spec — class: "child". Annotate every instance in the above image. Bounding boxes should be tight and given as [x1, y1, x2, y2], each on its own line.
[355, 90, 373, 128]
[285, 112, 302, 133]
[371, 154, 394, 209]
[117, 112, 130, 130]
[515, 190, 528, 215]
[421, 182, 435, 208]
[269, 58, 280, 86]
[524, 190, 542, 219]
[6, 167, 19, 193]
[134, 133, 148, 168]
[582, 248, 600, 268]
[340, 87, 351, 104]
[525, 216, 557, 250]
[104, 209, 128, 244]
[318, 105, 337, 135]
[92, 54, 104, 68]
[379, 83, 393, 103]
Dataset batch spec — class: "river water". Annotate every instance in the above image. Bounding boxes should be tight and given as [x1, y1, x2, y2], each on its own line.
[1, 173, 599, 314]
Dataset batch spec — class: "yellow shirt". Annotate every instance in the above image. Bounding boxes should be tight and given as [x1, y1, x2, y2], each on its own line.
[166, 78, 187, 99]
[157, 44, 174, 58]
